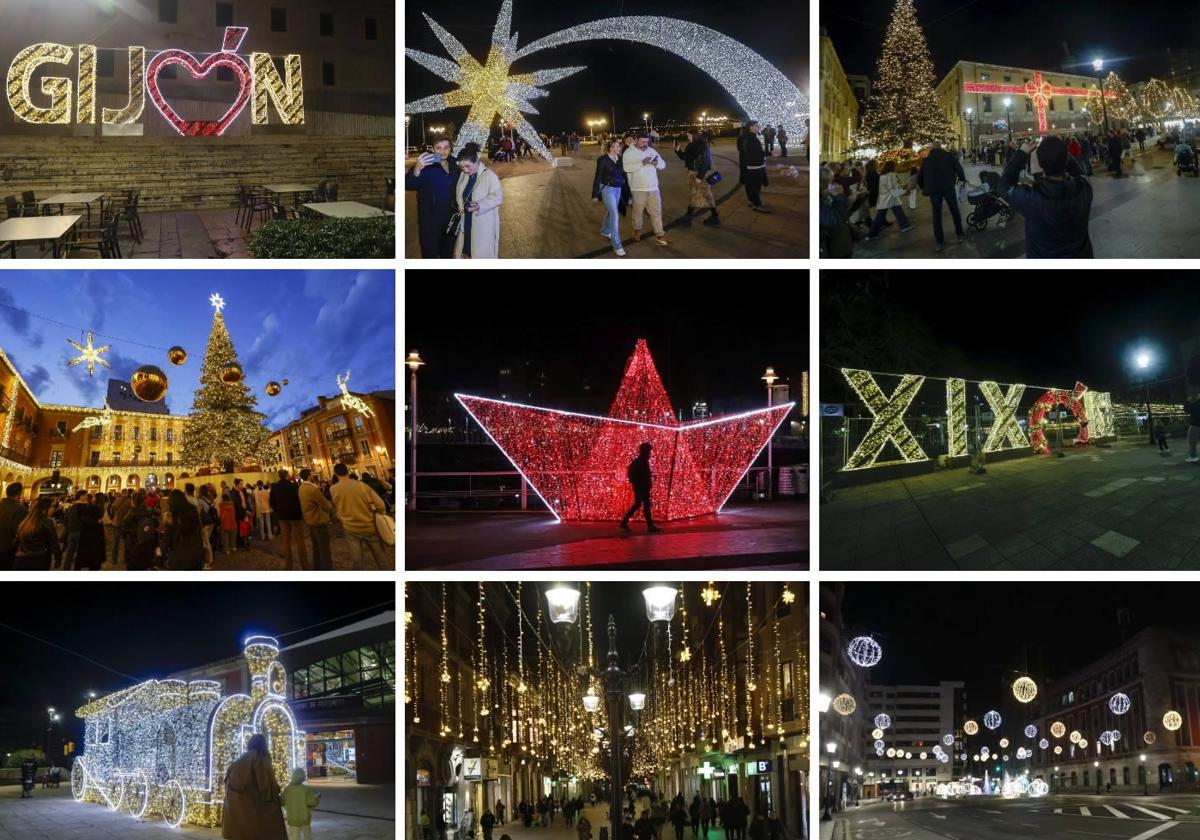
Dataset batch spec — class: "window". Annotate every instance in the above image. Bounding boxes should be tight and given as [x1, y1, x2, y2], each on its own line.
[132, 427, 140, 440]
[780, 661, 794, 720]
[166, 428, 173, 443]
[1068, 97, 1075, 111]
[353, 415, 365, 433]
[89, 451, 100, 467]
[360, 440, 371, 456]
[982, 95, 992, 113]
[365, 17, 378, 40]
[131, 454, 139, 466]
[112, 452, 120, 466]
[322, 62, 336, 86]
[271, 7, 287, 32]
[50, 451, 63, 468]
[98, 50, 115, 78]
[56, 421, 67, 436]
[166, 452, 173, 465]
[216, 2, 233, 26]
[1003, 75, 1011, 82]
[149, 453, 157, 465]
[150, 427, 157, 442]
[1048, 98, 1055, 111]
[113, 425, 123, 441]
[1123, 767, 1131, 785]
[320, 12, 334, 36]
[1026, 99, 1032, 113]
[158, 0, 178, 24]
[91, 425, 102, 440]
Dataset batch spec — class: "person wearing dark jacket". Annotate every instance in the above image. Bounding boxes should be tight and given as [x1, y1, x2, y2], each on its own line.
[669, 803, 688, 840]
[1186, 393, 1200, 462]
[917, 141, 966, 251]
[620, 442, 659, 532]
[14, 497, 57, 570]
[75, 494, 106, 570]
[725, 796, 749, 840]
[593, 138, 632, 255]
[480, 808, 497, 840]
[0, 482, 26, 572]
[739, 121, 769, 211]
[124, 495, 159, 570]
[405, 136, 461, 258]
[164, 489, 205, 570]
[64, 490, 88, 569]
[674, 130, 720, 227]
[1107, 131, 1124, 177]
[995, 136, 1092, 258]
[269, 469, 308, 570]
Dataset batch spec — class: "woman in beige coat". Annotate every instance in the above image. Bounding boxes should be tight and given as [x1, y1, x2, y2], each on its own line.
[453, 142, 504, 259]
[865, 160, 914, 239]
[221, 734, 287, 840]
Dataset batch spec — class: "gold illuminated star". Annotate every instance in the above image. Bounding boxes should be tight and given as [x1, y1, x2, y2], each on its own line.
[66, 331, 112, 377]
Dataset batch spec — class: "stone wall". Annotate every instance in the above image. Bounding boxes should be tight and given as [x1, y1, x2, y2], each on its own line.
[0, 136, 395, 212]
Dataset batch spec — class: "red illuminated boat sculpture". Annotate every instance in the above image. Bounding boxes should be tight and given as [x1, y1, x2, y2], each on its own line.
[455, 340, 794, 522]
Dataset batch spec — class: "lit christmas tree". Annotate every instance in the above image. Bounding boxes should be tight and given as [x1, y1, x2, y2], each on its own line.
[1097, 72, 1140, 126]
[179, 296, 272, 471]
[855, 0, 954, 151]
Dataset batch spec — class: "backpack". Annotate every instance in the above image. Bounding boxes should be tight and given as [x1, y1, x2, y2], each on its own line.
[135, 514, 157, 546]
[202, 502, 219, 527]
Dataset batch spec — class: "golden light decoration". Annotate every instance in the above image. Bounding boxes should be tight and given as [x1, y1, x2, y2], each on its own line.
[168, 346, 188, 365]
[946, 377, 967, 457]
[1012, 676, 1038, 704]
[964, 719, 979, 735]
[679, 648, 691, 663]
[701, 582, 721, 606]
[220, 363, 244, 384]
[1144, 731, 1157, 744]
[130, 365, 169, 402]
[66, 331, 113, 377]
[265, 381, 282, 396]
[1164, 711, 1183, 732]
[1069, 730, 1081, 744]
[832, 693, 857, 716]
[999, 737, 1009, 748]
[1054, 745, 1062, 755]
[1078, 738, 1088, 749]
[103, 46, 146, 124]
[979, 381, 1028, 452]
[782, 584, 796, 605]
[77, 45, 96, 124]
[251, 52, 305, 125]
[7, 42, 74, 124]
[841, 369, 928, 470]
[872, 728, 884, 739]
[1050, 721, 1066, 739]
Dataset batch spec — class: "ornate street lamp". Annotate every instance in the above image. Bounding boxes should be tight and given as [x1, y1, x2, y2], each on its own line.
[405, 350, 425, 512]
[642, 585, 677, 622]
[545, 584, 582, 624]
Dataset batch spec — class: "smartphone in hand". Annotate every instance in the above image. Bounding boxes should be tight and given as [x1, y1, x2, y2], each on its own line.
[420, 153, 439, 165]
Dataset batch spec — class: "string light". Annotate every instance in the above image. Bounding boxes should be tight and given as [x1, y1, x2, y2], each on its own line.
[963, 71, 1116, 134]
[77, 45, 96, 124]
[67, 331, 113, 378]
[832, 694, 856, 716]
[984, 711, 1002, 730]
[1029, 383, 1090, 455]
[439, 584, 450, 736]
[103, 47, 146, 124]
[1109, 693, 1131, 715]
[7, 42, 74, 124]
[847, 636, 882, 668]
[1164, 711, 1183, 731]
[841, 369, 927, 470]
[1012, 676, 1038, 704]
[1024, 724, 1037, 738]
[251, 52, 304, 125]
[1039, 738, 1049, 749]
[781, 584, 796, 605]
[875, 713, 892, 730]
[1069, 730, 1082, 743]
[979, 382, 1027, 452]
[1050, 721, 1066, 738]
[963, 719, 978, 735]
[1144, 731, 1157, 744]
[946, 378, 967, 457]
[146, 28, 252, 137]
[457, 340, 793, 521]
[701, 582, 721, 606]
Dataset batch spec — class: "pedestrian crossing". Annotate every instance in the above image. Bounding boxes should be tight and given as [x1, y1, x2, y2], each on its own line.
[1048, 802, 1190, 821]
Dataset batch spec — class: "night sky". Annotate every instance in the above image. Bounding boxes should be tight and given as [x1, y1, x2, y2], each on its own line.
[820, 273, 1200, 391]
[0, 271, 395, 429]
[0, 583, 393, 751]
[404, 0, 806, 137]
[406, 279, 806, 414]
[836, 582, 1197, 723]
[823, 0, 1191, 83]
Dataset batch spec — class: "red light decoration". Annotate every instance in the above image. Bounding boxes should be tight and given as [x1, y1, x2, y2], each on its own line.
[456, 340, 793, 522]
[1028, 381, 1090, 454]
[963, 71, 1116, 134]
[147, 27, 251, 136]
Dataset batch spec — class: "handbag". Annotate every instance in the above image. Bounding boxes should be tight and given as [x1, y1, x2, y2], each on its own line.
[705, 171, 722, 185]
[444, 211, 462, 236]
[375, 511, 396, 546]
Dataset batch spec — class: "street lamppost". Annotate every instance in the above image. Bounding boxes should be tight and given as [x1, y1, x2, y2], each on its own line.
[405, 351, 425, 513]
[46, 707, 60, 762]
[1141, 754, 1148, 795]
[1004, 98, 1013, 141]
[404, 115, 411, 152]
[762, 367, 779, 500]
[1134, 349, 1155, 445]
[822, 741, 838, 820]
[643, 112, 650, 133]
[1094, 760, 1101, 795]
[1093, 59, 1111, 134]
[965, 107, 976, 156]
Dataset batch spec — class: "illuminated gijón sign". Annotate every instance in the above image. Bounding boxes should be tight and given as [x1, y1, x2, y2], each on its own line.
[840, 369, 1114, 471]
[7, 27, 303, 136]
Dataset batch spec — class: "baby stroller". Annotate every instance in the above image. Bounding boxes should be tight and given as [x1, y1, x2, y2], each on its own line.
[964, 171, 1013, 231]
[1176, 144, 1199, 177]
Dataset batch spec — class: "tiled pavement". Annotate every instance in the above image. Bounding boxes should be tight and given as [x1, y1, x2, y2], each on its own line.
[821, 440, 1200, 570]
[403, 140, 806, 258]
[10, 209, 253, 259]
[846, 146, 1199, 259]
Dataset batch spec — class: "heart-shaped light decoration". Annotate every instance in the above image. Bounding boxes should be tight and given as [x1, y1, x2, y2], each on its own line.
[146, 27, 251, 136]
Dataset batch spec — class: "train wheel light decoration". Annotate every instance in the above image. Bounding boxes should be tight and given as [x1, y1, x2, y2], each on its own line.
[71, 636, 304, 828]
[456, 339, 794, 522]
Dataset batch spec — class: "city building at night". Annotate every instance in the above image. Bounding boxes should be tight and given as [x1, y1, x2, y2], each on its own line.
[818, 583, 868, 815]
[267, 388, 396, 482]
[863, 682, 967, 796]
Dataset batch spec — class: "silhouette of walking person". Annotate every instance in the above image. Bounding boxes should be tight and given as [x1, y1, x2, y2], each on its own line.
[620, 442, 661, 532]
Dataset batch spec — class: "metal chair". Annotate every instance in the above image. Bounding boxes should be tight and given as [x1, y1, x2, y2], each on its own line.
[4, 195, 23, 219]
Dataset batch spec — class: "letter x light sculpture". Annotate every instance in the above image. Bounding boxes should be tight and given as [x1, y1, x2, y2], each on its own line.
[456, 340, 793, 521]
[963, 71, 1116, 134]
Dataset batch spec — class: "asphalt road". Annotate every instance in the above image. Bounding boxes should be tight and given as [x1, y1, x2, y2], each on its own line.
[836, 795, 1200, 840]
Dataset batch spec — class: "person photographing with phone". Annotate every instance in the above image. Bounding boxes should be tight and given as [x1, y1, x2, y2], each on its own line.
[994, 134, 1093, 258]
[622, 132, 671, 248]
[405, 137, 460, 258]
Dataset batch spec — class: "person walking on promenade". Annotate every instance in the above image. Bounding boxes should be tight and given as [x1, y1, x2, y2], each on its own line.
[270, 469, 308, 570]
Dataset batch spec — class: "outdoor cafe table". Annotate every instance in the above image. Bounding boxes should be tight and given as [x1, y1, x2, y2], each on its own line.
[0, 214, 82, 257]
[262, 183, 315, 197]
[301, 201, 394, 219]
[38, 192, 104, 223]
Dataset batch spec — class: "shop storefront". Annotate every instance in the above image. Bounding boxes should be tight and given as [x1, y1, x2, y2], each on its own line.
[305, 728, 357, 779]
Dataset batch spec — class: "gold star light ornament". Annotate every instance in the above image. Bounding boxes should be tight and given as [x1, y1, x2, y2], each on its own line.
[66, 331, 112, 377]
[405, 0, 585, 164]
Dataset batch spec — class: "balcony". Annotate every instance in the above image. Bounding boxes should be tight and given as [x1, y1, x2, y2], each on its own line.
[0, 446, 31, 465]
[326, 428, 353, 442]
[50, 430, 70, 441]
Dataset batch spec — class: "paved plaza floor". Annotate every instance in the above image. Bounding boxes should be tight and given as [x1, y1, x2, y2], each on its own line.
[403, 139, 806, 259]
[822, 439, 1200, 570]
[846, 146, 1199, 258]
[0, 780, 395, 840]
[405, 500, 808, 569]
[415, 804, 737, 840]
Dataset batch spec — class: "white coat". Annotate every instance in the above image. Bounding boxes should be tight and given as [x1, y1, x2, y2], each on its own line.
[875, 172, 904, 211]
[453, 163, 503, 259]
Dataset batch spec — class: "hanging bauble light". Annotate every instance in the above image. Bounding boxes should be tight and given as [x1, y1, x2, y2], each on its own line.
[1012, 676, 1038, 704]
[1144, 731, 1157, 745]
[1109, 693, 1131, 715]
[847, 636, 883, 668]
[964, 720, 979, 736]
[1024, 725, 1038, 739]
[1069, 730, 1082, 744]
[872, 728, 884, 740]
[220, 362, 244, 384]
[1053, 745, 1062, 755]
[1050, 721, 1066, 739]
[167, 346, 187, 365]
[942, 734, 954, 746]
[130, 365, 168, 402]
[1164, 711, 1183, 732]
[984, 710, 1002, 730]
[266, 381, 282, 396]
[832, 694, 856, 716]
[874, 714, 892, 730]
[1039, 738, 1049, 749]
[999, 738, 1009, 748]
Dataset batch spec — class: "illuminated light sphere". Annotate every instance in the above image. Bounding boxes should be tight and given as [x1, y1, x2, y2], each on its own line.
[1050, 721, 1066, 739]
[980, 747, 990, 758]
[1165, 711, 1184, 732]
[964, 720, 979, 735]
[167, 346, 188, 365]
[1025, 725, 1038, 739]
[874, 714, 892, 731]
[1039, 738, 1049, 749]
[872, 728, 885, 740]
[939, 754, 949, 764]
[220, 362, 244, 384]
[1069, 730, 1082, 744]
[984, 711, 1002, 730]
[457, 340, 794, 521]
[960, 753, 967, 761]
[973, 754, 981, 762]
[874, 740, 885, 751]
[1012, 677, 1038, 704]
[919, 752, 927, 760]
[886, 748, 896, 758]
[905, 752, 912, 759]
[999, 738, 1009, 749]
[1109, 693, 1131, 715]
[832, 694, 857, 716]
[1078, 739, 1088, 749]
[1029, 779, 1049, 797]
[1016, 748, 1027, 759]
[1145, 731, 1157, 745]
[130, 365, 168, 402]
[1054, 745, 1062, 755]
[876, 748, 884, 757]
[942, 734, 954, 746]
[1003, 755, 1009, 762]
[1111, 730, 1121, 742]
[847, 636, 883, 668]
[265, 381, 282, 396]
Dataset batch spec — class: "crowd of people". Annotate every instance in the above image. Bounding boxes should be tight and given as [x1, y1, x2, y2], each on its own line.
[820, 124, 1193, 259]
[406, 120, 793, 259]
[0, 465, 394, 572]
